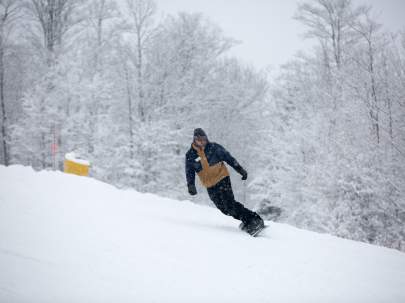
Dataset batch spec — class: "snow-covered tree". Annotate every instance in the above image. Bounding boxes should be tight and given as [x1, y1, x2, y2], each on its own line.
[0, 0, 22, 165]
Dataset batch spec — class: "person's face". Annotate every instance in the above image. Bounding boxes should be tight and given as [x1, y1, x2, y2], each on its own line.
[194, 136, 207, 148]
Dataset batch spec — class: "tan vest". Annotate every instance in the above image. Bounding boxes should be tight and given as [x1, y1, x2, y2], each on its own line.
[192, 144, 229, 188]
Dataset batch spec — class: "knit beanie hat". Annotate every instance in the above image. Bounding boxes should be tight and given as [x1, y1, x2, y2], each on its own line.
[193, 128, 207, 138]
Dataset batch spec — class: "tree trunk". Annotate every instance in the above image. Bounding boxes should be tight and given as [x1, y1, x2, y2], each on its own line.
[125, 65, 135, 160]
[369, 41, 380, 144]
[136, 28, 145, 122]
[0, 41, 8, 165]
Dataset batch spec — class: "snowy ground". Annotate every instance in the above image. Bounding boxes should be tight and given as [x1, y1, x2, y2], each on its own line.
[1, 165, 405, 303]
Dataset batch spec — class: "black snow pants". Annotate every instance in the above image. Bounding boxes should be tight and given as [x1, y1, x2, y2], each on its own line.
[207, 176, 259, 224]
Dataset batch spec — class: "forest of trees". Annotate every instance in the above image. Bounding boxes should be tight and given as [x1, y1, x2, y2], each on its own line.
[1, 0, 404, 251]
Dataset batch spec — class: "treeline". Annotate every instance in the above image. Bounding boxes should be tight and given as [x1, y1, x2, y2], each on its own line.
[1, 0, 404, 251]
[1, 0, 268, 198]
[258, 0, 405, 250]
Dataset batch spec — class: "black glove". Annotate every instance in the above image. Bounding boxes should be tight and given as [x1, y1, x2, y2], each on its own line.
[240, 168, 248, 180]
[188, 184, 197, 196]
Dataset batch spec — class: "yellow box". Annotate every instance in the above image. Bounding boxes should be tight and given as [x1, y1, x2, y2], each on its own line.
[64, 159, 89, 176]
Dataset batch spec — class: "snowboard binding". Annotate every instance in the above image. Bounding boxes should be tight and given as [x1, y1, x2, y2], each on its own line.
[239, 218, 266, 237]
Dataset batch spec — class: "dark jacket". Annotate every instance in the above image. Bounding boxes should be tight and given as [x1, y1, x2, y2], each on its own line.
[185, 142, 244, 188]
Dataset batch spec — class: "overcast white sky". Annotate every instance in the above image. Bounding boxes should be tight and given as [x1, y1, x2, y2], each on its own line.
[154, 0, 405, 69]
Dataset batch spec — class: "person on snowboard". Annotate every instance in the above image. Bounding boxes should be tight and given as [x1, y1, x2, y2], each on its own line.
[185, 128, 264, 235]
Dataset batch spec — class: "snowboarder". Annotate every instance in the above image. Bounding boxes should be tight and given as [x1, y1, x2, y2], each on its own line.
[185, 128, 265, 236]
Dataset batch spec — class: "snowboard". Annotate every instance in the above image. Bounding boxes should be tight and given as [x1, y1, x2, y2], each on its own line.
[239, 222, 267, 237]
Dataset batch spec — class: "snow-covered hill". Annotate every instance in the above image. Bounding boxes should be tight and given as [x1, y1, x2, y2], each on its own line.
[1, 165, 405, 303]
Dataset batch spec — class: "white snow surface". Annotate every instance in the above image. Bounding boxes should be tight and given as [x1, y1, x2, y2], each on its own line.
[1, 165, 405, 303]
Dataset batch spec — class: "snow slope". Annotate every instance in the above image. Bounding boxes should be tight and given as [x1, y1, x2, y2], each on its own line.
[1, 165, 405, 303]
